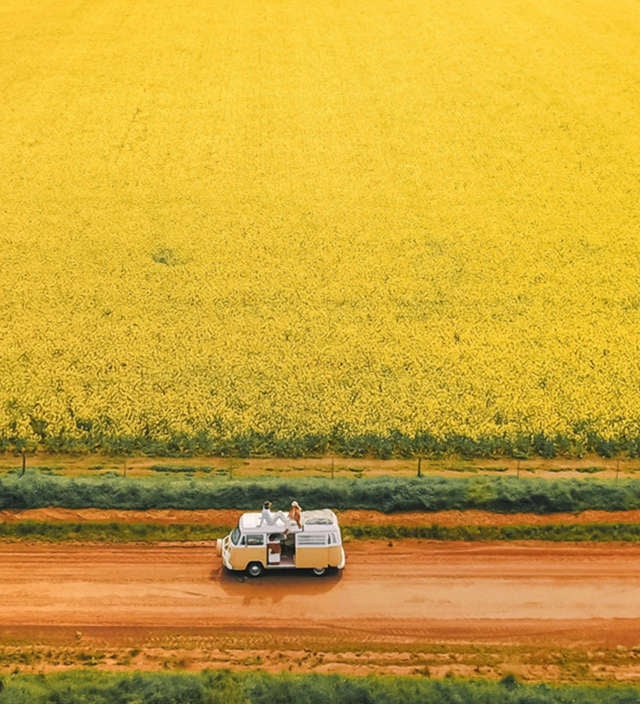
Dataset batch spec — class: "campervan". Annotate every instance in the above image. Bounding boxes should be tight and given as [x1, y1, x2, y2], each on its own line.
[216, 508, 346, 577]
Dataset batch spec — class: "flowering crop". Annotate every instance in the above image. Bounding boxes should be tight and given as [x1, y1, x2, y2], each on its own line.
[1, 0, 639, 457]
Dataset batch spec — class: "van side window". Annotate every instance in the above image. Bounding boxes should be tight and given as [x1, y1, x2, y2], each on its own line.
[297, 533, 327, 546]
[246, 534, 264, 546]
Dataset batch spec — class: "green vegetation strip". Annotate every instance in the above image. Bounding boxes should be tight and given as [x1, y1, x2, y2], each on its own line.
[344, 523, 640, 542]
[0, 670, 638, 703]
[0, 522, 224, 542]
[3, 473, 640, 513]
[1, 521, 639, 543]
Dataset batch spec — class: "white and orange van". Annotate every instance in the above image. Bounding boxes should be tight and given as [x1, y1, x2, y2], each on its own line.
[216, 508, 346, 577]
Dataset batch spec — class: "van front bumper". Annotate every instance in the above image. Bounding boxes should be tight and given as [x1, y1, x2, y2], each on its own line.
[220, 536, 233, 570]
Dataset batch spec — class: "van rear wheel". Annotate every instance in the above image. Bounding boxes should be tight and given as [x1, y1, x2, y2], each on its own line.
[312, 567, 327, 577]
[246, 562, 264, 578]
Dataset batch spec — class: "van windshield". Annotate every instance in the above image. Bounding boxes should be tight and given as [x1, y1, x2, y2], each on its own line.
[230, 527, 241, 545]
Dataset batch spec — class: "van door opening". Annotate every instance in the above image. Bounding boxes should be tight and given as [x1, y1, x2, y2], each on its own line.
[268, 532, 296, 566]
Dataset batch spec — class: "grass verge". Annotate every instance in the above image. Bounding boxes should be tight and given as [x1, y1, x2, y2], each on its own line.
[1, 521, 639, 543]
[3, 473, 640, 514]
[0, 669, 638, 703]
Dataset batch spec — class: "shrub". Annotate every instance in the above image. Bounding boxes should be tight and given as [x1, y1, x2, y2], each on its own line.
[2, 473, 640, 515]
[0, 671, 639, 704]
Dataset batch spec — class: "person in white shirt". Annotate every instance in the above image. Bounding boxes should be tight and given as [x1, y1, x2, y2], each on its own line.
[259, 501, 287, 526]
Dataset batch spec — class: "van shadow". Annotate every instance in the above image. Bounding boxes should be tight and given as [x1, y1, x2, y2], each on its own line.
[211, 566, 343, 605]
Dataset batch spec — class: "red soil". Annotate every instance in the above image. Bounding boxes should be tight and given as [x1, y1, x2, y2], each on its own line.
[1, 541, 640, 682]
[2, 506, 640, 526]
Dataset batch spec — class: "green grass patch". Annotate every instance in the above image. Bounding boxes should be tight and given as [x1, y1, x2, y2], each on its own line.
[343, 523, 640, 542]
[1, 521, 639, 543]
[0, 669, 638, 703]
[149, 464, 213, 474]
[3, 466, 61, 476]
[0, 522, 226, 542]
[2, 473, 640, 514]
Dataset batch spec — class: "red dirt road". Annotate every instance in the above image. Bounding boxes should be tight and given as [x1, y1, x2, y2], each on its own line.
[2, 541, 640, 680]
[2, 541, 640, 635]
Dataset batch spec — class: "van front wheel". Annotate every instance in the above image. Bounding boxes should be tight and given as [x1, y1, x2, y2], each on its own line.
[246, 562, 264, 578]
[312, 567, 327, 577]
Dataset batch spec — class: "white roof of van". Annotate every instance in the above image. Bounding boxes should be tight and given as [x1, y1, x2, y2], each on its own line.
[239, 513, 264, 530]
[302, 509, 339, 529]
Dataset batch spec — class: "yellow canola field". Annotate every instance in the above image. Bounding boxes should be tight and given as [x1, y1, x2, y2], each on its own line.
[0, 0, 639, 454]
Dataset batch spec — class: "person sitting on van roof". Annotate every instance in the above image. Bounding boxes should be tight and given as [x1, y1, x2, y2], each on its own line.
[283, 500, 303, 536]
[259, 501, 287, 527]
[288, 500, 302, 529]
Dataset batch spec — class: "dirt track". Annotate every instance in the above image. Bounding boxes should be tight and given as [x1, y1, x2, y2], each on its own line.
[4, 507, 640, 526]
[1, 541, 640, 681]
